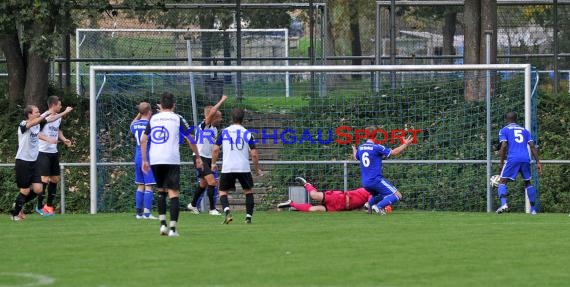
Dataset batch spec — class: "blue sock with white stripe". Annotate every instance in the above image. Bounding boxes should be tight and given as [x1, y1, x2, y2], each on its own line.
[498, 184, 508, 206]
[135, 190, 144, 215]
[376, 194, 399, 209]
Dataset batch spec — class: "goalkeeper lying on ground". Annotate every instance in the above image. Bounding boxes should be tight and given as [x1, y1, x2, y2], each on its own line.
[277, 177, 392, 213]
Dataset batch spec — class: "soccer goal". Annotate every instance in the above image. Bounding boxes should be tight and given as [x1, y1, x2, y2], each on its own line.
[88, 64, 536, 215]
[76, 28, 290, 97]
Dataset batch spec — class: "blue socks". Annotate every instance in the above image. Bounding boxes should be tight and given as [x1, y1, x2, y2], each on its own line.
[498, 184, 508, 206]
[376, 194, 399, 209]
[135, 190, 144, 215]
[143, 191, 154, 216]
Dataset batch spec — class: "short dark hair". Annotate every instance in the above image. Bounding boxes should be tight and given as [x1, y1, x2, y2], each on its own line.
[24, 105, 35, 119]
[231, 108, 245, 124]
[505, 111, 517, 122]
[160, 92, 175, 109]
[47, 96, 59, 108]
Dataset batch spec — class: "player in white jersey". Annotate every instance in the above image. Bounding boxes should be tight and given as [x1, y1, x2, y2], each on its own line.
[187, 95, 227, 216]
[10, 105, 71, 221]
[212, 108, 262, 224]
[37, 96, 74, 216]
[141, 92, 202, 237]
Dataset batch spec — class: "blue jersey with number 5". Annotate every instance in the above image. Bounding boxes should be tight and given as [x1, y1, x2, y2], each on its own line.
[130, 119, 150, 164]
[499, 123, 532, 162]
[355, 141, 392, 187]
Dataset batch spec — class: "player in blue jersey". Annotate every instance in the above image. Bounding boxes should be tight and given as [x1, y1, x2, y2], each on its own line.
[130, 102, 158, 219]
[496, 112, 542, 214]
[353, 126, 413, 215]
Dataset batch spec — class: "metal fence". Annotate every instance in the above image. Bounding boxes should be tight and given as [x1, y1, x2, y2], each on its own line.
[1, 1, 569, 93]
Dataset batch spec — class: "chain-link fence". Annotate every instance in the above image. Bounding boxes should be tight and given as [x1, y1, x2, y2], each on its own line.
[1, 1, 568, 91]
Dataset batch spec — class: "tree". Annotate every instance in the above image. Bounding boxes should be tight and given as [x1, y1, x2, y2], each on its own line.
[348, 0, 362, 80]
[404, 6, 462, 65]
[464, 0, 497, 102]
[0, 1, 110, 109]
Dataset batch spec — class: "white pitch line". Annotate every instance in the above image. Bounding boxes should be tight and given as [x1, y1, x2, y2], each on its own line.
[0, 272, 55, 287]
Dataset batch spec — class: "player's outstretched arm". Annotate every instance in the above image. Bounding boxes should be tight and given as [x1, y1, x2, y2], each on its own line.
[45, 106, 73, 123]
[390, 135, 413, 157]
[25, 111, 50, 128]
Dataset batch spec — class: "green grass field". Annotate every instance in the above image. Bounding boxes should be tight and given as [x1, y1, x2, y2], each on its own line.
[2, 211, 569, 287]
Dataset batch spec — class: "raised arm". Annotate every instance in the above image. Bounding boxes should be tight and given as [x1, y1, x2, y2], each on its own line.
[390, 135, 413, 157]
[205, 95, 228, 125]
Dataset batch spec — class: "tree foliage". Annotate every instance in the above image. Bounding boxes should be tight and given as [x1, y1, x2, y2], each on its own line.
[0, 0, 110, 108]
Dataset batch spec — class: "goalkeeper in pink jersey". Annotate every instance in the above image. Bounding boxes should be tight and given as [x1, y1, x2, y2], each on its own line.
[277, 177, 392, 213]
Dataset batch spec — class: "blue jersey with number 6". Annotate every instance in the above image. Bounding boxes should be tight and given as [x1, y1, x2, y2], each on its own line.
[130, 119, 150, 164]
[355, 141, 392, 187]
[499, 123, 532, 162]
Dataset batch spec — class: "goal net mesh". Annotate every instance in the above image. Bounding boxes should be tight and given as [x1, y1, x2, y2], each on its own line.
[93, 67, 537, 213]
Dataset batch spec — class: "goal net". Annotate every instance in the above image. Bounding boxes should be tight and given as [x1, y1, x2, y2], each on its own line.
[88, 64, 537, 214]
[76, 28, 289, 96]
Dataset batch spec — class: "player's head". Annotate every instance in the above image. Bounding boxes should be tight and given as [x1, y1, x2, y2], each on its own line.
[160, 92, 176, 109]
[47, 95, 61, 112]
[24, 105, 39, 120]
[505, 112, 517, 123]
[231, 108, 245, 124]
[365, 125, 379, 140]
[138, 102, 151, 115]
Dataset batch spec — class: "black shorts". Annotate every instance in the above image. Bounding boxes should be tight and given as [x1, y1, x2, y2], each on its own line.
[194, 156, 213, 178]
[15, 159, 42, 188]
[151, 164, 181, 190]
[37, 152, 60, 176]
[219, 172, 254, 191]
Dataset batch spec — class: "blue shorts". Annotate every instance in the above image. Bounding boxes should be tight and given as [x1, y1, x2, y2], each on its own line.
[364, 178, 398, 197]
[135, 162, 156, 185]
[500, 161, 532, 181]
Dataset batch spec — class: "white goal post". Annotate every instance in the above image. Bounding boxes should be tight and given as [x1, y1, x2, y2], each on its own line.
[88, 64, 532, 214]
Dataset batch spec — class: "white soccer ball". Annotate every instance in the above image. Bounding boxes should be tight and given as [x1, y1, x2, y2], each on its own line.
[490, 175, 501, 187]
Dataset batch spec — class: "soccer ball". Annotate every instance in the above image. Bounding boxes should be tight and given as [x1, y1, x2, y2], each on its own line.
[490, 175, 501, 187]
